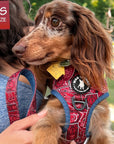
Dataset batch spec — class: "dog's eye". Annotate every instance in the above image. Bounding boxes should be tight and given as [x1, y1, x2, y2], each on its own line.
[51, 18, 60, 27]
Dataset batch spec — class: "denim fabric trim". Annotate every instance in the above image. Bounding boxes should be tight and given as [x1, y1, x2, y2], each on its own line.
[86, 92, 109, 137]
[51, 90, 70, 133]
[0, 73, 43, 132]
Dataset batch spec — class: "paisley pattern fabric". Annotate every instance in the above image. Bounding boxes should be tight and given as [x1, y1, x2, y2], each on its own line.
[0, 69, 43, 132]
[6, 69, 37, 124]
[52, 65, 109, 144]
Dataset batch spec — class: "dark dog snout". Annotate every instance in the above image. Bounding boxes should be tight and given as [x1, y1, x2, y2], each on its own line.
[12, 43, 26, 57]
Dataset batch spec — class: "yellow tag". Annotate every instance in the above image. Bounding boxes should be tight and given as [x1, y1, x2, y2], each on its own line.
[47, 63, 65, 80]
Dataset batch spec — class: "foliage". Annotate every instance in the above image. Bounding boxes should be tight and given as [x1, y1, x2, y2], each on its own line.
[23, 0, 114, 27]
[23, 0, 52, 20]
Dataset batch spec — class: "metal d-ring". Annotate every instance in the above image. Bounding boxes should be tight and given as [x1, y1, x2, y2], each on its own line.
[72, 97, 87, 111]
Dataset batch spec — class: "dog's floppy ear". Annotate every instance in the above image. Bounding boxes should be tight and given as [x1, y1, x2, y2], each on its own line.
[35, 4, 47, 25]
[70, 3, 113, 90]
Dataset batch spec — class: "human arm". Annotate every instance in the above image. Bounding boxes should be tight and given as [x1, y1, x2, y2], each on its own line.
[0, 110, 47, 144]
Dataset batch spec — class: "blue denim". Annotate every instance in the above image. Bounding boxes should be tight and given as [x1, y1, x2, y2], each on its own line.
[0, 74, 43, 132]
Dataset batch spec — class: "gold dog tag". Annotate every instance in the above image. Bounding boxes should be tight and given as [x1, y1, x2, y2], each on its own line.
[47, 63, 65, 80]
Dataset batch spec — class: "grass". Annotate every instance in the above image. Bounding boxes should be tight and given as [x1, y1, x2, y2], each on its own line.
[107, 78, 114, 130]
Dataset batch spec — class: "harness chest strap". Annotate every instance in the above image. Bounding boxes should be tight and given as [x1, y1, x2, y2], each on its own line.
[5, 69, 37, 124]
[51, 65, 109, 144]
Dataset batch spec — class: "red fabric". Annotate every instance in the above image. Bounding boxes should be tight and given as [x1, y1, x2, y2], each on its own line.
[52, 65, 107, 144]
[6, 70, 36, 124]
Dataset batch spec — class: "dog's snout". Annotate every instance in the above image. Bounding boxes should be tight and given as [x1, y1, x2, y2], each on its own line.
[12, 44, 26, 57]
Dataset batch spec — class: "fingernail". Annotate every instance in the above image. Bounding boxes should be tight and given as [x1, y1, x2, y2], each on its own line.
[37, 109, 47, 116]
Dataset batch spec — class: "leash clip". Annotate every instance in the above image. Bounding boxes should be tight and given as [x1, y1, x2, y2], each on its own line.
[84, 137, 89, 144]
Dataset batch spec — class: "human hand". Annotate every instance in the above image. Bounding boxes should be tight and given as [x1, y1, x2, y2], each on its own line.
[0, 110, 47, 144]
[71, 140, 76, 144]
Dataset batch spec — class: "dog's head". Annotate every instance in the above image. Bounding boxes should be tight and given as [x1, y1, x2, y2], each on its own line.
[12, 0, 113, 90]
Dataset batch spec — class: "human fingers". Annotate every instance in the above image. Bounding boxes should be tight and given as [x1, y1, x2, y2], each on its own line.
[0, 128, 33, 144]
[11, 110, 47, 130]
[70, 140, 76, 144]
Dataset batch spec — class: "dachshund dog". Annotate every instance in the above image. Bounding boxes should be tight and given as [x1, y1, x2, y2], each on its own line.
[12, 0, 114, 143]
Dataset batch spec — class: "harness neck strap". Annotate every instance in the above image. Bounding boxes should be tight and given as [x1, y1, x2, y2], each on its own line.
[6, 69, 37, 124]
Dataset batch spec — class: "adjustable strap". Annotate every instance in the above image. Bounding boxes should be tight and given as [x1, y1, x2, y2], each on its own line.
[51, 90, 70, 133]
[6, 69, 37, 124]
[86, 92, 109, 137]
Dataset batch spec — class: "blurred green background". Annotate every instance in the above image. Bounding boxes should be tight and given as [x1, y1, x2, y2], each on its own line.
[107, 79, 114, 130]
[23, 0, 114, 30]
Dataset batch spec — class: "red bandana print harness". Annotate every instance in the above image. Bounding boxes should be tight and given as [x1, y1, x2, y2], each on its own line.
[51, 65, 109, 144]
[5, 69, 37, 124]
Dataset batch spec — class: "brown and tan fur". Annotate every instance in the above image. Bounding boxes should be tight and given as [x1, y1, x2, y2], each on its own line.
[12, 0, 114, 143]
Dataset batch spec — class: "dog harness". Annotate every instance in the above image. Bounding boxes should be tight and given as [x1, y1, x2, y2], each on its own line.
[5, 69, 37, 124]
[51, 65, 109, 144]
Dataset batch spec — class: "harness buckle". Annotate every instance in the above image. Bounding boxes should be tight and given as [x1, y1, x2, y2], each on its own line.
[72, 97, 87, 111]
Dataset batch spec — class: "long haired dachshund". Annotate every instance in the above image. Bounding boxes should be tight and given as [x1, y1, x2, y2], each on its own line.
[12, 0, 114, 143]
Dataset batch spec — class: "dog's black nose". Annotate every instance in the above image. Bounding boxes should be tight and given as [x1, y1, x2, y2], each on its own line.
[12, 45, 26, 57]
